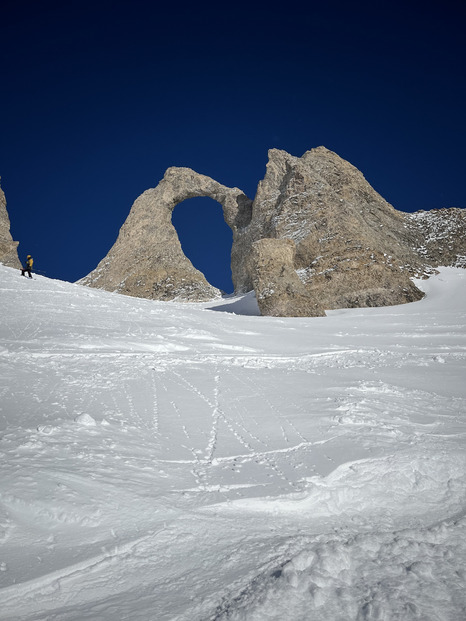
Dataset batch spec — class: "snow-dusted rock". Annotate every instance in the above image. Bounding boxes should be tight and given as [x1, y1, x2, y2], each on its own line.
[406, 207, 466, 269]
[0, 182, 21, 269]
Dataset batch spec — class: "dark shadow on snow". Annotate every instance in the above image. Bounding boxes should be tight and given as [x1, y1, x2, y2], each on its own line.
[207, 291, 260, 316]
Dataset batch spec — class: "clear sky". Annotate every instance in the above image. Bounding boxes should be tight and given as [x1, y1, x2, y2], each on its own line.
[1, 0, 465, 293]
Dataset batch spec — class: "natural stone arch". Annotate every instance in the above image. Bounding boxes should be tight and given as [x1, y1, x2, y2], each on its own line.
[79, 167, 252, 301]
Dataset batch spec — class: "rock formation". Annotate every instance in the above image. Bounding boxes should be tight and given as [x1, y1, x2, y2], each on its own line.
[79, 167, 252, 301]
[405, 208, 466, 269]
[248, 238, 325, 316]
[236, 147, 426, 315]
[0, 182, 21, 269]
[80, 147, 465, 317]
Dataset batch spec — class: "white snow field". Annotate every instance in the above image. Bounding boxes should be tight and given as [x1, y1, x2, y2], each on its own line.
[0, 263, 465, 621]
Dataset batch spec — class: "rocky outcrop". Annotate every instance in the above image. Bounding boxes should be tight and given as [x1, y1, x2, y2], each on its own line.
[405, 208, 466, 269]
[243, 149, 465, 316]
[79, 167, 252, 301]
[233, 147, 425, 312]
[297, 249, 424, 310]
[249, 238, 325, 317]
[0, 182, 21, 269]
[80, 147, 464, 316]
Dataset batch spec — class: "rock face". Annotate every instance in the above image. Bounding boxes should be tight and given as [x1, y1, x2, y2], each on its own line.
[406, 208, 466, 269]
[80, 147, 465, 316]
[233, 147, 426, 314]
[0, 183, 21, 269]
[79, 167, 252, 301]
[248, 238, 325, 317]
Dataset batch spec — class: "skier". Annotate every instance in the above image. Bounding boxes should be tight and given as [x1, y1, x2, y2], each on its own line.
[21, 255, 33, 278]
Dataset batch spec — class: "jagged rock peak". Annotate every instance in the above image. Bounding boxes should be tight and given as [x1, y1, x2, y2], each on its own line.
[233, 145, 425, 312]
[0, 181, 21, 269]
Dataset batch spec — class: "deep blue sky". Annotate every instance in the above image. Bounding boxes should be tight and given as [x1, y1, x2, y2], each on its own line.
[1, 0, 465, 293]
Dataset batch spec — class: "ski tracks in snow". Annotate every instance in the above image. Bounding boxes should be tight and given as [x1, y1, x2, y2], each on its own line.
[1, 266, 466, 621]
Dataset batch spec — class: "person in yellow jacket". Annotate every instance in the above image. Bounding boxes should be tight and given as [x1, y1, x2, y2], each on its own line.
[21, 255, 33, 278]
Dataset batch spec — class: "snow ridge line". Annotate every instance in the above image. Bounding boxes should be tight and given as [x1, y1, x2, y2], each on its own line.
[0, 528, 165, 606]
[3, 349, 465, 374]
[210, 438, 338, 466]
[0, 348, 382, 362]
[154, 439, 336, 469]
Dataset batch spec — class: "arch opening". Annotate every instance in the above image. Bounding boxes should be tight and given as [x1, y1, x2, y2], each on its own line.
[171, 196, 234, 294]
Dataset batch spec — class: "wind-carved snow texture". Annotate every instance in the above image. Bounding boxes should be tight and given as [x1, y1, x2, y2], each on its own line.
[0, 264, 465, 620]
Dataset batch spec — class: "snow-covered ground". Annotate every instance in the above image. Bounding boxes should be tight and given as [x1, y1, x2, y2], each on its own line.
[1, 263, 465, 621]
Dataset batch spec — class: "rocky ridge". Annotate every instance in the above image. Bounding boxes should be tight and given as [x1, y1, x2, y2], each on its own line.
[76, 148, 465, 316]
[0, 182, 21, 269]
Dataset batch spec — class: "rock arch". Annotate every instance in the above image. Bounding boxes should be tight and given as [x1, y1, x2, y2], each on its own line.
[79, 167, 252, 301]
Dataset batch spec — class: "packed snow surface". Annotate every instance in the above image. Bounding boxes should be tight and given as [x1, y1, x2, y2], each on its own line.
[0, 264, 465, 620]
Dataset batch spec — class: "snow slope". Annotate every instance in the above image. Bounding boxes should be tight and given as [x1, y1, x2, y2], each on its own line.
[0, 264, 465, 620]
